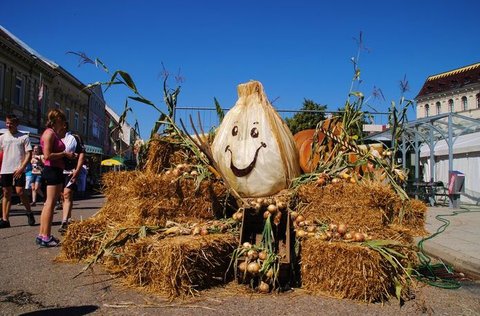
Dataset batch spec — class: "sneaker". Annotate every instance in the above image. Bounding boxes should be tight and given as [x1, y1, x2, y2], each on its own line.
[39, 235, 60, 248]
[35, 236, 42, 245]
[0, 219, 11, 229]
[26, 212, 36, 226]
[58, 222, 69, 235]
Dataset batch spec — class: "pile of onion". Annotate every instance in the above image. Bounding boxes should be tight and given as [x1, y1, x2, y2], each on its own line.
[292, 218, 370, 242]
[237, 242, 276, 293]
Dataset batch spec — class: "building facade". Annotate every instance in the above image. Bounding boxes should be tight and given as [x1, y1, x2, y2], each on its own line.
[0, 26, 56, 137]
[51, 66, 90, 140]
[415, 62, 480, 119]
[87, 85, 106, 153]
[105, 104, 137, 160]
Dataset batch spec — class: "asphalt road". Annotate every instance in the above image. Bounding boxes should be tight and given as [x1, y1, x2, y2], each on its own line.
[1, 194, 480, 315]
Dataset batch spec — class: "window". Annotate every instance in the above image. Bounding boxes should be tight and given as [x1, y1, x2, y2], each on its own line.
[476, 93, 480, 109]
[448, 99, 454, 112]
[0, 63, 4, 105]
[65, 108, 70, 126]
[13, 76, 24, 106]
[436, 101, 441, 115]
[74, 112, 79, 131]
[424, 104, 430, 117]
[82, 116, 87, 135]
[93, 120, 99, 138]
[462, 96, 468, 111]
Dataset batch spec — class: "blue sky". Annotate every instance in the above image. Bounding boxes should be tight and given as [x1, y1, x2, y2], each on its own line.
[1, 0, 479, 139]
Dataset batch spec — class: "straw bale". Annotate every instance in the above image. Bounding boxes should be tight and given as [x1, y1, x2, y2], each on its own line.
[57, 217, 107, 262]
[301, 238, 411, 302]
[393, 198, 428, 236]
[296, 181, 399, 231]
[143, 136, 197, 174]
[98, 170, 233, 227]
[104, 233, 238, 298]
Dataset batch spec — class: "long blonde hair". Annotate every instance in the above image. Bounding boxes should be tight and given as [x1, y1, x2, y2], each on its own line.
[46, 109, 66, 128]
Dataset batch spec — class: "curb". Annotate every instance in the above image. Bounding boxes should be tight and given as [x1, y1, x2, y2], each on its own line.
[416, 238, 480, 279]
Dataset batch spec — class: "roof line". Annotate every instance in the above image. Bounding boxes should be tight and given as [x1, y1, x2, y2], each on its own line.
[427, 62, 480, 81]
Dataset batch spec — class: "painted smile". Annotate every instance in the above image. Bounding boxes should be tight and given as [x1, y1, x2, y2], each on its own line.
[225, 142, 267, 177]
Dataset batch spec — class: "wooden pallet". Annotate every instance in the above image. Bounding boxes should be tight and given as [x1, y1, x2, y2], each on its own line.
[237, 207, 295, 288]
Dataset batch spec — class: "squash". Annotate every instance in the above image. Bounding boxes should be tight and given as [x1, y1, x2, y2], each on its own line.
[293, 118, 342, 173]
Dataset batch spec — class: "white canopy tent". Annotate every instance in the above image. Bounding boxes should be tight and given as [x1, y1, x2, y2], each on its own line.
[366, 113, 480, 206]
[420, 131, 480, 204]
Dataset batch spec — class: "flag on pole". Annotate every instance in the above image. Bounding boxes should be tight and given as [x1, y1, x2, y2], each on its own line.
[36, 74, 43, 128]
[38, 82, 44, 102]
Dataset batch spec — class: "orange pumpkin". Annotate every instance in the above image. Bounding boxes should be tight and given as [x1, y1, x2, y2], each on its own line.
[293, 119, 342, 173]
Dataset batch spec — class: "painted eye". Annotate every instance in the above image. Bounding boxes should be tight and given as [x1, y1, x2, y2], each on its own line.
[250, 127, 259, 138]
[232, 126, 238, 136]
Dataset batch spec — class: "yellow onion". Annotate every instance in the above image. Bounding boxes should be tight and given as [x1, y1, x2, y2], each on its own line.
[258, 281, 270, 293]
[295, 215, 305, 223]
[263, 211, 271, 219]
[354, 232, 365, 242]
[331, 178, 341, 184]
[267, 204, 277, 214]
[296, 229, 307, 238]
[328, 223, 338, 232]
[337, 223, 347, 235]
[192, 227, 201, 236]
[307, 226, 316, 233]
[242, 242, 252, 249]
[238, 261, 247, 272]
[290, 211, 299, 221]
[265, 268, 274, 279]
[258, 251, 268, 261]
[247, 249, 259, 260]
[277, 201, 287, 210]
[247, 262, 261, 275]
[344, 232, 353, 240]
[200, 228, 209, 236]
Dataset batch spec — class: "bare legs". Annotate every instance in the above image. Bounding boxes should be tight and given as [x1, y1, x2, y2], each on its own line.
[39, 184, 62, 237]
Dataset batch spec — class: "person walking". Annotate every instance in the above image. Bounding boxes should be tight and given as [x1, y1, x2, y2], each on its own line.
[37, 109, 75, 247]
[58, 123, 85, 234]
[0, 114, 35, 228]
[30, 145, 45, 206]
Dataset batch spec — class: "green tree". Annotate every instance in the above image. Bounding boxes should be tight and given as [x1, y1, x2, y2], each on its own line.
[285, 99, 327, 135]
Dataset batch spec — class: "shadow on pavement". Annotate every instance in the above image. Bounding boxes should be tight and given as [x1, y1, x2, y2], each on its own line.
[19, 305, 99, 316]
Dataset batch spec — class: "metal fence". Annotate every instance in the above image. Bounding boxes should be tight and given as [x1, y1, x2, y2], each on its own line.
[173, 106, 391, 134]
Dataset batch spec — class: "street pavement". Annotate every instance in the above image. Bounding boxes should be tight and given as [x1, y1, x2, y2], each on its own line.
[0, 194, 479, 315]
[415, 204, 480, 279]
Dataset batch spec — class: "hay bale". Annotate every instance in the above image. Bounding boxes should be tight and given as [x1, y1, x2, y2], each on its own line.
[105, 233, 238, 298]
[393, 198, 428, 236]
[142, 136, 198, 174]
[57, 217, 107, 262]
[99, 171, 233, 227]
[296, 181, 400, 231]
[301, 238, 412, 302]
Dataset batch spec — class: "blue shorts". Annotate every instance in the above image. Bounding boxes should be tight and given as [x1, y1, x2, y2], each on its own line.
[26, 174, 42, 189]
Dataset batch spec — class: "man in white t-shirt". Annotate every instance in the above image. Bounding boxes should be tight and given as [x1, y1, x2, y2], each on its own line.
[0, 114, 35, 228]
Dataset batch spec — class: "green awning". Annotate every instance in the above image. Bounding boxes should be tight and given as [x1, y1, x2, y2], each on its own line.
[85, 145, 103, 155]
